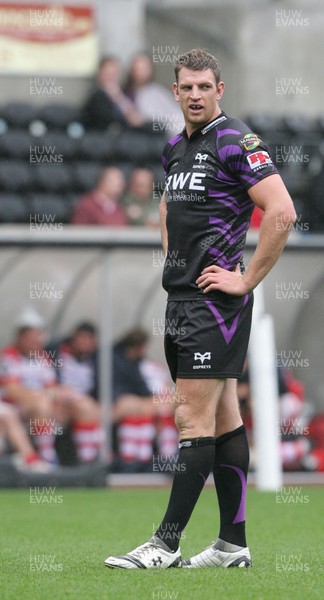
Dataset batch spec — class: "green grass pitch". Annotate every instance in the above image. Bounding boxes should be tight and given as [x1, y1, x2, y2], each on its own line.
[1, 486, 323, 600]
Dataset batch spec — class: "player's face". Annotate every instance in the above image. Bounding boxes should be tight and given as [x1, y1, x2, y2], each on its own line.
[173, 68, 224, 134]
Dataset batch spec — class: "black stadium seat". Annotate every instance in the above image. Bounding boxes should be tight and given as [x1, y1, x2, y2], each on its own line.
[0, 192, 30, 223]
[35, 132, 77, 161]
[33, 163, 73, 192]
[113, 130, 161, 162]
[281, 114, 316, 134]
[29, 193, 73, 223]
[0, 102, 38, 129]
[72, 162, 102, 192]
[38, 104, 82, 129]
[244, 113, 284, 135]
[0, 130, 34, 159]
[77, 131, 115, 162]
[0, 160, 34, 191]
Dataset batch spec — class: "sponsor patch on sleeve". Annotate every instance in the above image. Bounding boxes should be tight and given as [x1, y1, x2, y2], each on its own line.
[239, 132, 262, 151]
[246, 150, 273, 171]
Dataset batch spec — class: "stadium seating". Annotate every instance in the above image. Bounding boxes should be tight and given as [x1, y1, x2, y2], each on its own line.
[0, 100, 323, 230]
[0, 101, 38, 129]
[0, 192, 30, 223]
[29, 193, 74, 224]
[77, 131, 116, 162]
[0, 160, 34, 192]
[0, 130, 34, 159]
[0, 101, 168, 225]
[37, 103, 82, 129]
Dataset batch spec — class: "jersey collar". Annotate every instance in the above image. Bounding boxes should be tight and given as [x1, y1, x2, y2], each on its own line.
[183, 111, 227, 140]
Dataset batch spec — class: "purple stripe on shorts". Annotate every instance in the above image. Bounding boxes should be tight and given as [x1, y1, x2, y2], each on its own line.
[205, 294, 249, 345]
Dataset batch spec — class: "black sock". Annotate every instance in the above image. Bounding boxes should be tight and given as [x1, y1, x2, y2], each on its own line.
[155, 436, 215, 552]
[213, 425, 249, 547]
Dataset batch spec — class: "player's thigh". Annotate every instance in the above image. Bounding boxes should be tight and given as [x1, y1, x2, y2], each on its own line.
[215, 377, 242, 437]
[175, 377, 226, 436]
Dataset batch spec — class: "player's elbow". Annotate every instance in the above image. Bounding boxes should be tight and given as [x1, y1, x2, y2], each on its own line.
[274, 199, 297, 229]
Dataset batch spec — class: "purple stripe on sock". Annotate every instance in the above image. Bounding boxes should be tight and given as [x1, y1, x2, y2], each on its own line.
[221, 464, 247, 524]
[199, 472, 207, 484]
[205, 294, 249, 345]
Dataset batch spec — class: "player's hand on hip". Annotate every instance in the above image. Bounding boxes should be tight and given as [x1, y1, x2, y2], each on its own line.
[196, 263, 249, 296]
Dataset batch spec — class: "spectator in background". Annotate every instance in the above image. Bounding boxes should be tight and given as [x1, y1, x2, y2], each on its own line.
[0, 400, 51, 472]
[71, 166, 129, 226]
[124, 52, 183, 133]
[121, 168, 160, 227]
[48, 322, 98, 399]
[82, 55, 144, 130]
[0, 308, 103, 465]
[237, 359, 323, 471]
[112, 328, 177, 469]
[46, 322, 100, 466]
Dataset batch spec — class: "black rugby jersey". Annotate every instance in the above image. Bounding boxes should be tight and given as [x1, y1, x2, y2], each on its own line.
[162, 111, 278, 300]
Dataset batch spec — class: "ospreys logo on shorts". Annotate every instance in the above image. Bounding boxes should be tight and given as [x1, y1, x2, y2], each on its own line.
[193, 352, 211, 369]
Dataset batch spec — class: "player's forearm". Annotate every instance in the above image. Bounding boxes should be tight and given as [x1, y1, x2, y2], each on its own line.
[159, 193, 168, 255]
[242, 206, 296, 292]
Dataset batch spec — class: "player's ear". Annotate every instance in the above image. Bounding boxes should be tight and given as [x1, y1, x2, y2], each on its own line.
[216, 81, 225, 101]
[173, 82, 180, 101]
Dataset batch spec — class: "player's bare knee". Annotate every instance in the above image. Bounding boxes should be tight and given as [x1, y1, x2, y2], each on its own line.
[175, 403, 214, 438]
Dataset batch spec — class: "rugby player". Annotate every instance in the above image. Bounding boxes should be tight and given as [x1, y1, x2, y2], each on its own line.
[105, 48, 296, 569]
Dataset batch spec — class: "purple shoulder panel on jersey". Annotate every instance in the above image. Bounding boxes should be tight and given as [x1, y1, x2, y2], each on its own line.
[168, 133, 183, 147]
[217, 128, 242, 138]
[218, 144, 243, 163]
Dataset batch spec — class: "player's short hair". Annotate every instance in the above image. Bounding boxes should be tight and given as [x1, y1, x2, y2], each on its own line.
[174, 48, 221, 84]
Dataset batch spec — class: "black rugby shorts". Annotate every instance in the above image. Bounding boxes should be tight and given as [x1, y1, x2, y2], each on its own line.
[164, 291, 254, 382]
